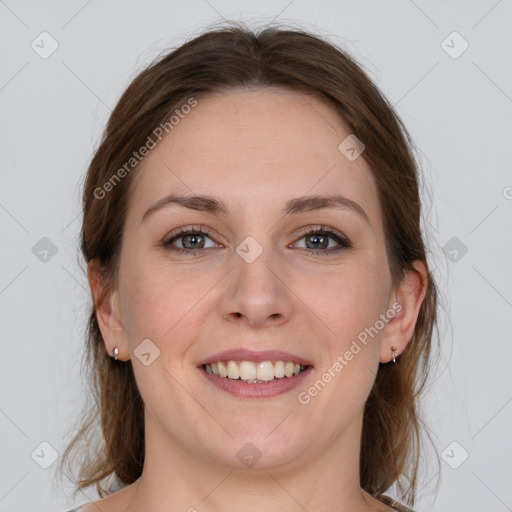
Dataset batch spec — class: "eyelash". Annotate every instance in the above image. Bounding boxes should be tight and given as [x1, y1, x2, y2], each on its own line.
[161, 225, 352, 257]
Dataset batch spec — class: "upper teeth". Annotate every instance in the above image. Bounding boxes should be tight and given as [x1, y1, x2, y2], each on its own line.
[204, 360, 305, 382]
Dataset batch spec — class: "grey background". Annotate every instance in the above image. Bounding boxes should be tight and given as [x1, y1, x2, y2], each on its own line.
[1, 1, 511, 511]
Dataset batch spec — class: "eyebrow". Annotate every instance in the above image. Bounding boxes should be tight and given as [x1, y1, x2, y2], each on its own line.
[141, 193, 371, 226]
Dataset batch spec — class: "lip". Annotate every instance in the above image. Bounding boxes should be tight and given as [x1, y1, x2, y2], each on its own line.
[200, 365, 313, 398]
[196, 348, 314, 367]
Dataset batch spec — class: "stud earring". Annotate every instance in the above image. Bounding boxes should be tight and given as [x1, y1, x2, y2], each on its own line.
[113, 347, 119, 361]
[390, 345, 398, 364]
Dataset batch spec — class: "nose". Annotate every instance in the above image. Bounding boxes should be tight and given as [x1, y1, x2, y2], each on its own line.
[219, 246, 294, 329]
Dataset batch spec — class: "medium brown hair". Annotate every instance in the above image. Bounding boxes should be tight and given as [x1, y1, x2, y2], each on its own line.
[58, 21, 440, 506]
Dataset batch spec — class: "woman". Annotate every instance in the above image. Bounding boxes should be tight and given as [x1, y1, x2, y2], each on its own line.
[60, 21, 438, 512]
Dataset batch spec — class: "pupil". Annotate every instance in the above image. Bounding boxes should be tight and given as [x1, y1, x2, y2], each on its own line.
[183, 234, 204, 249]
[306, 234, 328, 250]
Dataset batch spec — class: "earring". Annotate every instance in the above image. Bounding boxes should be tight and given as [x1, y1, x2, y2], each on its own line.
[390, 345, 398, 364]
[113, 347, 119, 361]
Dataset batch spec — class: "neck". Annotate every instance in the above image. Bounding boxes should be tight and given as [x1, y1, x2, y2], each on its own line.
[125, 409, 380, 512]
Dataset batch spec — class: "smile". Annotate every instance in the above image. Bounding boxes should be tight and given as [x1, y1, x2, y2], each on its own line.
[203, 360, 308, 383]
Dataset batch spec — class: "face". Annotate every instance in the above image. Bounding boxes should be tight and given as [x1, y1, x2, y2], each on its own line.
[102, 88, 405, 471]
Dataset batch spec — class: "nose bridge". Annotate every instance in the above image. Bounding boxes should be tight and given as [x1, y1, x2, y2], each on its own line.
[220, 236, 293, 327]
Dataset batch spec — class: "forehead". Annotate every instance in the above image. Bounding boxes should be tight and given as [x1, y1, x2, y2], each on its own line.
[128, 87, 381, 227]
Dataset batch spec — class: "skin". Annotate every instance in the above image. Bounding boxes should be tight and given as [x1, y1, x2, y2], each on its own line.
[86, 87, 427, 512]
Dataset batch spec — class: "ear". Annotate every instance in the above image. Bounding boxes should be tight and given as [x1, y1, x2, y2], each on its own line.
[87, 259, 130, 361]
[379, 260, 428, 363]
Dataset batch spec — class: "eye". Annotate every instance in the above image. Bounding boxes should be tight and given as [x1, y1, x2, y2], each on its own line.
[291, 225, 352, 255]
[162, 226, 220, 255]
[161, 225, 352, 257]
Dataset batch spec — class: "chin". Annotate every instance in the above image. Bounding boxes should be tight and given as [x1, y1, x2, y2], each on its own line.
[210, 428, 308, 471]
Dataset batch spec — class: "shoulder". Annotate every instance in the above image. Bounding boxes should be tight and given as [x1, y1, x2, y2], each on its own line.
[65, 483, 134, 512]
[64, 501, 114, 512]
[64, 480, 133, 512]
[378, 494, 418, 512]
[64, 503, 108, 512]
[64, 500, 113, 512]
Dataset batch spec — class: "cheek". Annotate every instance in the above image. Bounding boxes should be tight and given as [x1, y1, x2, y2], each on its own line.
[118, 259, 219, 346]
[295, 267, 389, 407]
[297, 266, 388, 346]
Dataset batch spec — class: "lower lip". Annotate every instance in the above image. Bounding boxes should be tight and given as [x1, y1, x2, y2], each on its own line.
[199, 366, 313, 398]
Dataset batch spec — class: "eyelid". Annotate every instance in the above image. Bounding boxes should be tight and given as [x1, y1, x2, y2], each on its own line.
[291, 225, 352, 249]
[294, 224, 346, 238]
[162, 225, 222, 247]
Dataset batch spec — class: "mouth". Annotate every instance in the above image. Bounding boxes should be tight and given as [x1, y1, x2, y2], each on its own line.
[197, 349, 313, 398]
[202, 360, 309, 383]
